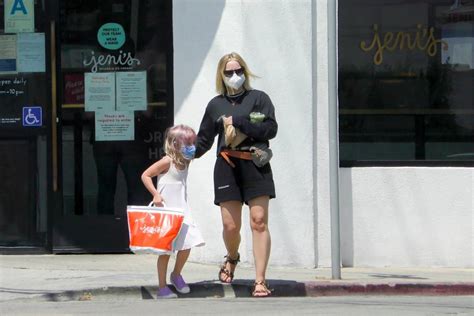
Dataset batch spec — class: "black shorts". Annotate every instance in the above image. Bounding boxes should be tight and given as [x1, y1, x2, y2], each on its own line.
[213, 155, 276, 205]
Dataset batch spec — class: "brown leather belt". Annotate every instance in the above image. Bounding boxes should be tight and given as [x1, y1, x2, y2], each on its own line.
[220, 149, 252, 168]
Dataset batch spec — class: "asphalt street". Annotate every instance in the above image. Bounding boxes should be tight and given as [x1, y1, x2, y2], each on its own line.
[1, 296, 473, 315]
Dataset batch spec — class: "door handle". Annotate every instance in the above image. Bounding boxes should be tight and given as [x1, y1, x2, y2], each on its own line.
[50, 20, 58, 192]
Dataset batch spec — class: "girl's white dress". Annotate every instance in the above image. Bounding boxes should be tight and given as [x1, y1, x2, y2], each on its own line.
[157, 161, 205, 251]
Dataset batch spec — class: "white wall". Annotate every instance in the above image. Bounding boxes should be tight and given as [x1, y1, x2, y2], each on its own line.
[173, 0, 316, 267]
[340, 168, 474, 267]
[173, 0, 474, 268]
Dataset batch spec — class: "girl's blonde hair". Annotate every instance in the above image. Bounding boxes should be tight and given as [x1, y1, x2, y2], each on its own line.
[215, 52, 257, 95]
[164, 124, 197, 167]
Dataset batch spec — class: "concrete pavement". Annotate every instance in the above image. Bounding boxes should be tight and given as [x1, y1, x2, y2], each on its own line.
[0, 255, 472, 302]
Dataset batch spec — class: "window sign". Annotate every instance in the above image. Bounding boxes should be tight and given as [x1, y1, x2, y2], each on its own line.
[84, 72, 115, 112]
[22, 106, 42, 127]
[97, 23, 126, 50]
[4, 0, 35, 33]
[95, 111, 134, 141]
[63, 73, 84, 104]
[82, 49, 141, 73]
[360, 24, 449, 65]
[116, 71, 147, 111]
[82, 22, 140, 73]
[0, 76, 27, 126]
[17, 32, 45, 73]
[0, 35, 17, 74]
[0, 77, 26, 96]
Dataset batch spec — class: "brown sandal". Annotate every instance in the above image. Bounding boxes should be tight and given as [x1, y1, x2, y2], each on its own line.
[252, 280, 272, 297]
[218, 253, 240, 283]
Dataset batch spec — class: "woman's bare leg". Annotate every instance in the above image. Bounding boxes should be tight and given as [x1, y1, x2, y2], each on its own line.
[219, 200, 242, 282]
[248, 195, 271, 295]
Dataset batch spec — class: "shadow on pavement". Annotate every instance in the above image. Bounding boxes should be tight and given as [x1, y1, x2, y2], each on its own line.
[139, 279, 307, 299]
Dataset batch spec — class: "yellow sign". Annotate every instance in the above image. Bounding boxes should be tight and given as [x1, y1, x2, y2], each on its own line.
[360, 24, 448, 65]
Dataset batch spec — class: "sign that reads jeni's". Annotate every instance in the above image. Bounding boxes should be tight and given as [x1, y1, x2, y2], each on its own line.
[83, 23, 140, 73]
[360, 24, 448, 65]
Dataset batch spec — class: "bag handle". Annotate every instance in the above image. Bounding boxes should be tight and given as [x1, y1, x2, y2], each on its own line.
[148, 201, 167, 207]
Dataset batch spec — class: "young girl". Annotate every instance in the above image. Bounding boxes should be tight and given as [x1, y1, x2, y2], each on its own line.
[141, 124, 205, 299]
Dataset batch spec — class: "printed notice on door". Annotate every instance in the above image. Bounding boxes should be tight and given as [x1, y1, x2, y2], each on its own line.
[95, 111, 134, 141]
[84, 72, 115, 112]
[17, 32, 45, 72]
[0, 35, 17, 73]
[116, 71, 147, 111]
[4, 0, 35, 33]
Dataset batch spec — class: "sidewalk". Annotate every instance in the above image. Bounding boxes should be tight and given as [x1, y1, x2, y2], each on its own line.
[0, 254, 472, 302]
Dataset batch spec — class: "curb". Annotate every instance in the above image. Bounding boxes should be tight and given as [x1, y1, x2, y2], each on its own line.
[16, 281, 474, 302]
[302, 282, 474, 297]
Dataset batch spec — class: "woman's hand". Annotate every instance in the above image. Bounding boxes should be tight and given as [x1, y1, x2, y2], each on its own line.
[223, 116, 233, 126]
[152, 193, 164, 207]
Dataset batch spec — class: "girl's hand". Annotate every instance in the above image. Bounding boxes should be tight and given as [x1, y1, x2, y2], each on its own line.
[152, 193, 164, 207]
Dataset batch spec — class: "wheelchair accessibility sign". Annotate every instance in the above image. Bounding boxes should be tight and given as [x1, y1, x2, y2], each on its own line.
[23, 106, 42, 127]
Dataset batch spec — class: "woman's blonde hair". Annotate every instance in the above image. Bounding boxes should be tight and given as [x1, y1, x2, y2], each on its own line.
[164, 124, 197, 167]
[215, 52, 257, 95]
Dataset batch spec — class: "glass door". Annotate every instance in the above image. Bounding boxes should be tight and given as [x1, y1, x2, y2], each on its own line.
[0, 0, 53, 252]
[53, 0, 173, 252]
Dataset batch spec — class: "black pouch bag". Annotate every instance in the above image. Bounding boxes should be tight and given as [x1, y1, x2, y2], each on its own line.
[249, 142, 273, 167]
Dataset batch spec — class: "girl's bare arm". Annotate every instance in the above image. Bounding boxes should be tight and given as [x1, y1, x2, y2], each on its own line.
[141, 156, 171, 206]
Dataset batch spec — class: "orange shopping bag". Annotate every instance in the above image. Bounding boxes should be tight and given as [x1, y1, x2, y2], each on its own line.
[127, 204, 185, 254]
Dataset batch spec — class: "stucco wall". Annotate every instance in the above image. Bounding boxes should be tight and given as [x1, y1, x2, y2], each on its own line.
[340, 168, 474, 267]
[173, 0, 316, 267]
[173, 0, 474, 268]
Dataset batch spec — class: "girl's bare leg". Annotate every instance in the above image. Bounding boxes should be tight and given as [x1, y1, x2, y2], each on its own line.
[172, 248, 191, 276]
[157, 254, 170, 288]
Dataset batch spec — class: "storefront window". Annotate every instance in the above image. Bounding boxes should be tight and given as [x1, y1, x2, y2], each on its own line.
[338, 0, 473, 165]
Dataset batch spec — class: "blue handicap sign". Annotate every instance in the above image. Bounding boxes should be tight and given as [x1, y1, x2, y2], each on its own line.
[23, 106, 42, 127]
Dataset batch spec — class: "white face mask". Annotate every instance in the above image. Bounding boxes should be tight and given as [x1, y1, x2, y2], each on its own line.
[224, 73, 245, 90]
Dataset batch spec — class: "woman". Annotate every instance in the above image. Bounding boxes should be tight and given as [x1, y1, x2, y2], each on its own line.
[195, 52, 277, 297]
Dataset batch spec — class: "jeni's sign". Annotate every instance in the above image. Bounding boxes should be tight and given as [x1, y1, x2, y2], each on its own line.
[83, 23, 140, 72]
[360, 24, 448, 65]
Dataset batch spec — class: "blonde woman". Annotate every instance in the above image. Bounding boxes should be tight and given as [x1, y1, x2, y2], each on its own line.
[195, 52, 278, 297]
